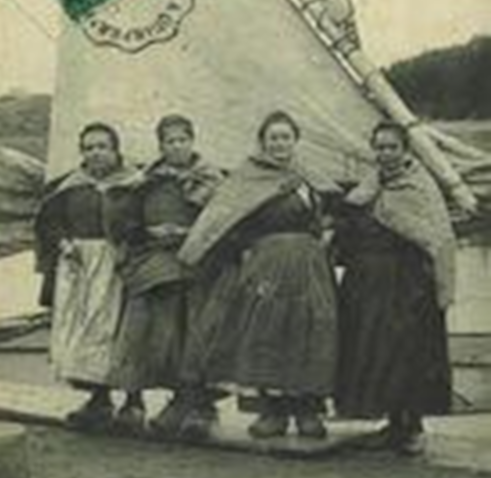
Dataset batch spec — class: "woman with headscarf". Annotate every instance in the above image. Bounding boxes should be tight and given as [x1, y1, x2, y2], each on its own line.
[179, 110, 339, 440]
[35, 122, 136, 429]
[335, 121, 455, 455]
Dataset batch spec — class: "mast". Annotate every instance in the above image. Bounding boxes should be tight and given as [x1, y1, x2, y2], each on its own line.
[285, 0, 478, 214]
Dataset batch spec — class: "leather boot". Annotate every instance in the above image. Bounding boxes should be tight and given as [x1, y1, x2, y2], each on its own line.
[180, 387, 220, 441]
[66, 387, 113, 431]
[248, 393, 289, 439]
[292, 395, 327, 439]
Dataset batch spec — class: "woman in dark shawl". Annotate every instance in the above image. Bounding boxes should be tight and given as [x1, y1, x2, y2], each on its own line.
[335, 121, 455, 455]
[105, 115, 224, 436]
[179, 111, 339, 440]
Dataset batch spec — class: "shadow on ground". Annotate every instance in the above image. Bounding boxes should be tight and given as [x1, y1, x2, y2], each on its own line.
[26, 426, 488, 478]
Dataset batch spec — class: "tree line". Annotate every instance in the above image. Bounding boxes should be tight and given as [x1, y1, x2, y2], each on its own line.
[387, 36, 491, 120]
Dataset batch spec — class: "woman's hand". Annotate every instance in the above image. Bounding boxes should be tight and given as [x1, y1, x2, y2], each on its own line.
[60, 239, 83, 273]
[147, 223, 189, 239]
[147, 223, 189, 248]
[344, 171, 381, 206]
[320, 229, 334, 248]
[60, 238, 75, 256]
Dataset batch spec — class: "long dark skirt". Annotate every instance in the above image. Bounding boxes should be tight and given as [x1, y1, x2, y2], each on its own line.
[182, 233, 338, 396]
[107, 282, 188, 392]
[335, 248, 452, 418]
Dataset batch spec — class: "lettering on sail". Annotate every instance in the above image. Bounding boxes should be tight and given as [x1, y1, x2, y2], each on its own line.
[81, 0, 195, 53]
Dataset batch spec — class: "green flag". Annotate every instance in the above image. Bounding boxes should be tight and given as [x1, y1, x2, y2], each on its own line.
[58, 0, 112, 20]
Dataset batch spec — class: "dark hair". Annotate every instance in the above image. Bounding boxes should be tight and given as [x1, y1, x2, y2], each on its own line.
[156, 114, 195, 141]
[257, 110, 301, 145]
[78, 122, 123, 168]
[370, 121, 410, 151]
[79, 122, 121, 152]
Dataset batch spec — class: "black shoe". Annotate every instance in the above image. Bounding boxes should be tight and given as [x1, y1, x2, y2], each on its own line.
[350, 424, 403, 451]
[294, 413, 327, 439]
[248, 412, 289, 439]
[395, 431, 427, 456]
[291, 395, 327, 439]
[66, 399, 113, 431]
[180, 405, 218, 441]
[114, 403, 146, 436]
[148, 396, 191, 439]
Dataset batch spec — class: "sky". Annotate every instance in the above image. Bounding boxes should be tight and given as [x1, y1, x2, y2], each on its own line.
[0, 0, 490, 94]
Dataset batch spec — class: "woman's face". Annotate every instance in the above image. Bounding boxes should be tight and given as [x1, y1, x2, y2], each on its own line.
[373, 129, 406, 171]
[262, 121, 298, 164]
[80, 130, 120, 179]
[159, 126, 194, 167]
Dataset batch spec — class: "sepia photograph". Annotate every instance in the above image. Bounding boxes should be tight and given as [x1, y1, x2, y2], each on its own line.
[0, 0, 491, 477]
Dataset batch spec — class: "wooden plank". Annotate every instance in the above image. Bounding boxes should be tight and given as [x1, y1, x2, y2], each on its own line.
[0, 381, 374, 458]
[448, 247, 491, 334]
[449, 334, 491, 366]
[0, 328, 49, 353]
[452, 367, 491, 413]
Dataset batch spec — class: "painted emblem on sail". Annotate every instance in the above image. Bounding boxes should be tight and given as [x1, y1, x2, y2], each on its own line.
[81, 0, 195, 53]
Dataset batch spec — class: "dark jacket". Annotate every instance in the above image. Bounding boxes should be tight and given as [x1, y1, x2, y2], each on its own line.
[34, 166, 137, 307]
[108, 154, 224, 295]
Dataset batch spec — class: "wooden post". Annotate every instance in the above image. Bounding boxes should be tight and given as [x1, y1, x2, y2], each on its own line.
[285, 0, 478, 214]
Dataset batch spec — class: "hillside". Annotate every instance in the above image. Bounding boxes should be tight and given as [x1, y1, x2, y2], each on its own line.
[0, 94, 51, 160]
[387, 36, 491, 120]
